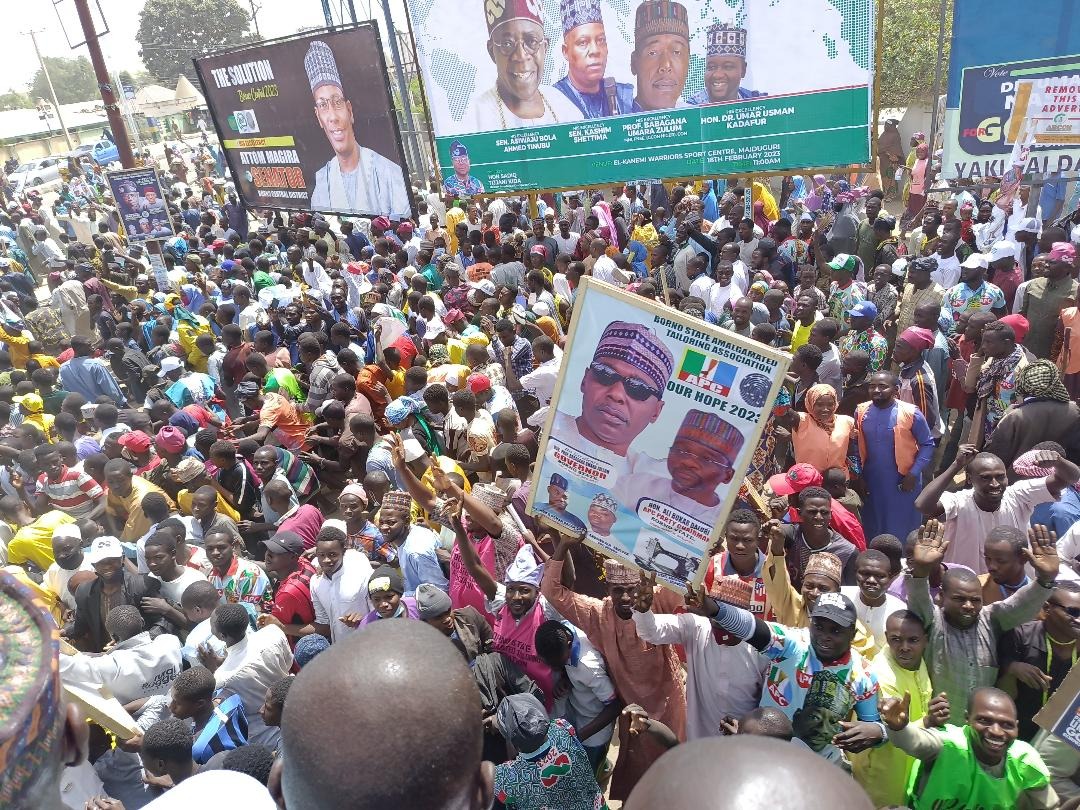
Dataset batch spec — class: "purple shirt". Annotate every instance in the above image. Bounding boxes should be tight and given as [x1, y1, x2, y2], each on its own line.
[360, 596, 419, 626]
[887, 562, 975, 602]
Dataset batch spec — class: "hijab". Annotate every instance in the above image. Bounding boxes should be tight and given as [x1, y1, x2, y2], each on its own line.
[805, 383, 838, 433]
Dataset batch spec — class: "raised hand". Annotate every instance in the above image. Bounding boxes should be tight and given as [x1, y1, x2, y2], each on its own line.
[923, 692, 950, 728]
[633, 571, 656, 613]
[1027, 524, 1061, 584]
[879, 690, 911, 732]
[909, 519, 948, 577]
[832, 720, 885, 752]
[684, 580, 718, 618]
[764, 519, 786, 557]
[954, 444, 978, 470]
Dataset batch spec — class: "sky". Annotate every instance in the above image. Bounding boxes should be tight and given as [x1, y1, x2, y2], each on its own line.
[3, 0, 411, 94]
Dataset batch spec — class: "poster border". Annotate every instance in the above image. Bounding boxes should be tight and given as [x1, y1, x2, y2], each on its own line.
[525, 276, 792, 591]
[106, 166, 177, 243]
[190, 20, 417, 220]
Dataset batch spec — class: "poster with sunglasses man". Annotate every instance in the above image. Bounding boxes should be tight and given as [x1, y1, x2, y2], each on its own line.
[531, 279, 789, 589]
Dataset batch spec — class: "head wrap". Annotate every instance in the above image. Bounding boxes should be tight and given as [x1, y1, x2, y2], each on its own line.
[1013, 447, 1079, 490]
[155, 425, 188, 454]
[235, 380, 260, 399]
[305, 41, 342, 92]
[416, 583, 453, 619]
[560, 0, 602, 33]
[293, 633, 330, 668]
[602, 558, 639, 587]
[804, 552, 842, 587]
[1014, 359, 1070, 403]
[171, 457, 205, 484]
[0, 572, 59, 807]
[504, 545, 544, 587]
[675, 409, 744, 461]
[385, 396, 420, 426]
[428, 344, 450, 366]
[340, 483, 369, 504]
[591, 321, 674, 396]
[634, 0, 689, 43]
[380, 489, 414, 514]
[706, 22, 746, 58]
[444, 308, 467, 325]
[898, 326, 935, 353]
[913, 131, 926, 141]
[803, 384, 838, 432]
[496, 694, 550, 755]
[1050, 242, 1077, 263]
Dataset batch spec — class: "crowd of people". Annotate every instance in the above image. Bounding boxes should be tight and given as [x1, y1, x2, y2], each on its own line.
[3, 138, 1080, 810]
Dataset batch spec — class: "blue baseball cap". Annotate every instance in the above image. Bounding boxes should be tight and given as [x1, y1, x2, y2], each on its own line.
[845, 300, 878, 320]
[450, 140, 468, 158]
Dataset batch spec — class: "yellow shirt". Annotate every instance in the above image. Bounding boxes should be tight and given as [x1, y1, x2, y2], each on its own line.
[850, 650, 932, 807]
[8, 511, 75, 570]
[177, 489, 241, 523]
[101, 277, 139, 301]
[31, 354, 60, 370]
[789, 315, 820, 353]
[385, 367, 407, 399]
[23, 412, 56, 443]
[2, 327, 32, 369]
[107, 478, 176, 541]
[446, 207, 466, 255]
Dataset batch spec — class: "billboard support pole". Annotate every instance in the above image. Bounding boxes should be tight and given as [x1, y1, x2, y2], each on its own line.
[73, 0, 134, 168]
[319, 0, 333, 27]
[925, 0, 949, 160]
[381, 0, 424, 184]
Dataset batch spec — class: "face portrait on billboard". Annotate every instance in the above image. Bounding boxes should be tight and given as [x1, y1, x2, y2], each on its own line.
[314, 84, 356, 161]
[578, 357, 665, 453]
[563, 22, 608, 95]
[631, 32, 689, 111]
[488, 18, 549, 117]
[705, 54, 746, 103]
[667, 436, 734, 501]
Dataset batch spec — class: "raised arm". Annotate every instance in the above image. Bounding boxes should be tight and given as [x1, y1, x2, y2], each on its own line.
[915, 444, 977, 518]
[760, 521, 802, 625]
[387, 432, 439, 514]
[990, 524, 1058, 632]
[450, 501, 498, 600]
[905, 520, 944, 630]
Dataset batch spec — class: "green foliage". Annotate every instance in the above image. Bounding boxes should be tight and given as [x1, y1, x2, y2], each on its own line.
[136, 0, 259, 86]
[878, 0, 952, 108]
[29, 57, 99, 105]
[0, 90, 33, 111]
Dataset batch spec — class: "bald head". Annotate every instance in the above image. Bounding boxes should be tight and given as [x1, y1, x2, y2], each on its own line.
[625, 737, 873, 809]
[282, 621, 492, 810]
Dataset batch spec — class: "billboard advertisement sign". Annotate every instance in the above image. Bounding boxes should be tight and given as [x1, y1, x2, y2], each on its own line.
[527, 278, 790, 590]
[942, 0, 1080, 179]
[407, 0, 876, 195]
[193, 24, 414, 218]
[107, 168, 175, 243]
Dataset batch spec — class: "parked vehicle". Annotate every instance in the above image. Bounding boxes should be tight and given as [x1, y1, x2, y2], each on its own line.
[8, 156, 63, 194]
[70, 139, 120, 167]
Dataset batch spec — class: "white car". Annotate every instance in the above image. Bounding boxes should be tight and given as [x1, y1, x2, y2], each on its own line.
[8, 156, 63, 194]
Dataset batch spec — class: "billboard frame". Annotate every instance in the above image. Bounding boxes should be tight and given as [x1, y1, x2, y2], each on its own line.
[191, 20, 417, 220]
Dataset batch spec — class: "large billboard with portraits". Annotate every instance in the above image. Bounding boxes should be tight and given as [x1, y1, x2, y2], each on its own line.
[528, 278, 790, 590]
[193, 24, 414, 218]
[407, 0, 876, 195]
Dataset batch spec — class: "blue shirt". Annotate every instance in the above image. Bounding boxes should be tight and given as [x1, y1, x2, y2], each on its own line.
[554, 75, 635, 118]
[1032, 488, 1080, 538]
[399, 525, 448, 596]
[58, 356, 127, 406]
[688, 87, 767, 104]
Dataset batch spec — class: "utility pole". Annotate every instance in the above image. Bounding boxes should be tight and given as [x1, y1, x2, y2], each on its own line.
[24, 30, 74, 151]
[248, 0, 262, 38]
[381, 0, 424, 182]
[72, 0, 134, 168]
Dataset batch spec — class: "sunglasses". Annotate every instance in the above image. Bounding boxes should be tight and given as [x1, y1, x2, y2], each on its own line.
[1051, 602, 1080, 618]
[587, 362, 662, 402]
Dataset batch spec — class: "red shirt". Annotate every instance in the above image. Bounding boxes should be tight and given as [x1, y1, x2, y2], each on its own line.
[271, 557, 316, 630]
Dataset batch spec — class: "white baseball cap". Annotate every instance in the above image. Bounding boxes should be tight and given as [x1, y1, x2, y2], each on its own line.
[1016, 217, 1040, 234]
[988, 240, 1017, 262]
[402, 438, 426, 463]
[52, 524, 82, 542]
[158, 356, 184, 378]
[960, 253, 988, 270]
[86, 536, 123, 564]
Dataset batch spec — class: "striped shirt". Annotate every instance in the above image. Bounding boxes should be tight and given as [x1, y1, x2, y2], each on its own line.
[36, 466, 103, 518]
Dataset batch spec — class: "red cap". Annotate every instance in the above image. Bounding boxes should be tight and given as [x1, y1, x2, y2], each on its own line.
[118, 430, 153, 454]
[444, 308, 466, 324]
[397, 222, 414, 235]
[768, 463, 823, 496]
[467, 373, 491, 394]
[998, 314, 1029, 344]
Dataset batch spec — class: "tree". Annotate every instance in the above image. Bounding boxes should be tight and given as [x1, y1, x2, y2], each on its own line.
[137, 0, 258, 86]
[29, 56, 99, 105]
[0, 90, 33, 111]
[878, 0, 952, 108]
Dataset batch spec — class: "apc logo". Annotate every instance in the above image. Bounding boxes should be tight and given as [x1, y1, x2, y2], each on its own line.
[962, 116, 1002, 142]
[1055, 113, 1068, 124]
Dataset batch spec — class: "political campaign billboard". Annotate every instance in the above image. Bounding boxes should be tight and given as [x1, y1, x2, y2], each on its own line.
[107, 168, 175, 243]
[407, 0, 877, 196]
[942, 0, 1080, 180]
[193, 24, 414, 219]
[527, 278, 790, 590]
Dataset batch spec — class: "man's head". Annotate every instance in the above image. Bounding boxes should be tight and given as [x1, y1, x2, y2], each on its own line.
[966, 451, 1008, 509]
[965, 687, 1019, 767]
[180, 579, 221, 625]
[631, 0, 690, 111]
[486, 2, 548, 108]
[1044, 581, 1080, 643]
[306, 41, 357, 160]
[143, 532, 180, 581]
[601, 558, 639, 620]
[86, 535, 125, 585]
[723, 509, 761, 572]
[807, 591, 857, 663]
[868, 370, 898, 407]
[667, 409, 742, 502]
[534, 619, 574, 668]
[140, 717, 194, 783]
[853, 549, 891, 603]
[169, 665, 216, 721]
[982, 526, 1027, 587]
[282, 620, 492, 810]
[211, 602, 251, 647]
[800, 550, 842, 614]
[578, 321, 673, 454]
[368, 565, 407, 619]
[105, 604, 145, 645]
[104, 458, 133, 498]
[940, 567, 984, 630]
[314, 524, 348, 578]
[885, 609, 928, 672]
[261, 675, 293, 729]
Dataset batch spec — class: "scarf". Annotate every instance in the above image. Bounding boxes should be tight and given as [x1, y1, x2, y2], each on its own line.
[804, 383, 838, 432]
[977, 344, 1024, 401]
[1014, 359, 1070, 403]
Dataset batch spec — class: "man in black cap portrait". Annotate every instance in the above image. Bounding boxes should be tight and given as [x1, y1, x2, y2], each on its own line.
[442, 140, 485, 199]
[553, 0, 634, 118]
[535, 473, 587, 532]
[304, 39, 411, 218]
[631, 0, 691, 112]
[688, 22, 764, 105]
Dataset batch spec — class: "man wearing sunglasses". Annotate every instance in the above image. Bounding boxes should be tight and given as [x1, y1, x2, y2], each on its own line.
[304, 40, 411, 218]
[470, 0, 583, 133]
[549, 320, 674, 489]
[614, 408, 744, 527]
[999, 580, 1080, 741]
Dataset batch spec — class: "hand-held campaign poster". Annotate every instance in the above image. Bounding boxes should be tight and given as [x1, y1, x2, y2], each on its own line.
[407, 0, 875, 195]
[193, 25, 414, 219]
[528, 278, 790, 590]
[107, 168, 174, 243]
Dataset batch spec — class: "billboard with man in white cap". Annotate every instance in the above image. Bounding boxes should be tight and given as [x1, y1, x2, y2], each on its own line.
[194, 24, 413, 219]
